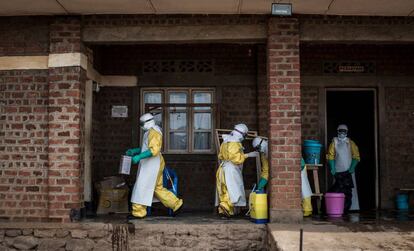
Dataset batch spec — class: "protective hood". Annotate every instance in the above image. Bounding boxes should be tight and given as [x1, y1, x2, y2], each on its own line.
[222, 130, 243, 143]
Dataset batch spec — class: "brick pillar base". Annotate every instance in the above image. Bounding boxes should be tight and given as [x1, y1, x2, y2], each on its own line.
[267, 17, 302, 223]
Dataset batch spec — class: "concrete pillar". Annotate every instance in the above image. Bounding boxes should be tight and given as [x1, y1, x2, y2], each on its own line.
[47, 16, 86, 222]
[267, 17, 302, 223]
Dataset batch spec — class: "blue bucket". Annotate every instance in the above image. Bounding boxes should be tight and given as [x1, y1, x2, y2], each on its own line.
[396, 194, 409, 210]
[303, 140, 322, 164]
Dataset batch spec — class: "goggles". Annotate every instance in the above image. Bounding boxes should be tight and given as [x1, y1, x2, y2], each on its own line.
[234, 128, 247, 138]
[254, 138, 264, 151]
[140, 117, 154, 127]
[337, 129, 348, 133]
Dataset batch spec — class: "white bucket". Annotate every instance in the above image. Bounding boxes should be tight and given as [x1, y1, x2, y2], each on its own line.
[119, 155, 132, 175]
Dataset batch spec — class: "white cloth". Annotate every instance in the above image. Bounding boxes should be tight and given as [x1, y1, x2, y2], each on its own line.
[333, 137, 352, 173]
[350, 173, 360, 210]
[301, 166, 313, 199]
[333, 137, 360, 210]
[215, 160, 246, 207]
[215, 134, 246, 207]
[130, 128, 161, 206]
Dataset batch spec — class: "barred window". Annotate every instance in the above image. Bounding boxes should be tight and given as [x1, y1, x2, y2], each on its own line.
[141, 88, 215, 154]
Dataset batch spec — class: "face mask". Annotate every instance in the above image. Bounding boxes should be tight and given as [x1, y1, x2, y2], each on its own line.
[140, 118, 154, 131]
[337, 131, 347, 140]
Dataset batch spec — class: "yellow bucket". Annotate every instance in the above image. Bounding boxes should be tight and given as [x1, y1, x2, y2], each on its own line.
[249, 191, 268, 224]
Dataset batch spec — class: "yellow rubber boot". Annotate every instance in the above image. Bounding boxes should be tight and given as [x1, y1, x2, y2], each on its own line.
[302, 197, 312, 217]
[132, 203, 147, 218]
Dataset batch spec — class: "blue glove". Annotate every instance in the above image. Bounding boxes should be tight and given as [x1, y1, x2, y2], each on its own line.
[328, 160, 336, 176]
[132, 150, 153, 164]
[257, 178, 268, 191]
[348, 159, 359, 173]
[125, 148, 141, 157]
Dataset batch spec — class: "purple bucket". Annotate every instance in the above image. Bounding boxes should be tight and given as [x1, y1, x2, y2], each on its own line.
[325, 193, 345, 217]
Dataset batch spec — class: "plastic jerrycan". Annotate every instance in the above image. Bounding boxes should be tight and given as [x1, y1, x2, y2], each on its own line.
[249, 190, 268, 224]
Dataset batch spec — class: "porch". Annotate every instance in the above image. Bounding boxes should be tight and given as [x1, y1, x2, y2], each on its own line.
[1, 210, 414, 250]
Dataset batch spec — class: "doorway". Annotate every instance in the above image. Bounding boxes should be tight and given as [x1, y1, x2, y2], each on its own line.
[325, 89, 378, 210]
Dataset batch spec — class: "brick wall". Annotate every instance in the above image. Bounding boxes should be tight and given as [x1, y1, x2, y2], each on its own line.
[47, 17, 86, 222]
[0, 17, 50, 56]
[0, 16, 51, 221]
[383, 87, 414, 207]
[93, 44, 257, 76]
[300, 86, 320, 142]
[92, 87, 133, 182]
[220, 85, 257, 130]
[301, 44, 414, 76]
[0, 70, 49, 220]
[267, 17, 302, 222]
[257, 44, 269, 136]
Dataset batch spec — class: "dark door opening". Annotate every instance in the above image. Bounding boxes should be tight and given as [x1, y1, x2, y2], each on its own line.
[326, 90, 377, 211]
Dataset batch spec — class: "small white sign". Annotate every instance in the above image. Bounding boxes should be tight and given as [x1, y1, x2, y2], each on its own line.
[111, 106, 128, 118]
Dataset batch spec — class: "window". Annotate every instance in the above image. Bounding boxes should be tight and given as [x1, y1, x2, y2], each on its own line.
[141, 88, 215, 154]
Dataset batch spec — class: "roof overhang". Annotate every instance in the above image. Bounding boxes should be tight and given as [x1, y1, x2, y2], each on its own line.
[1, 0, 414, 17]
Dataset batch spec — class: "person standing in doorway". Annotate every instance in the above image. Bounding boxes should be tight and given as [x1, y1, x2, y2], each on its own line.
[215, 124, 257, 218]
[126, 113, 183, 219]
[327, 124, 360, 212]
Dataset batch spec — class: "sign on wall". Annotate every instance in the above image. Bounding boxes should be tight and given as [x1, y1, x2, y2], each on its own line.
[323, 61, 376, 75]
[111, 106, 128, 118]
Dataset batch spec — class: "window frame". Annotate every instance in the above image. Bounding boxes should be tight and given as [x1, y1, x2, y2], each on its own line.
[140, 87, 216, 154]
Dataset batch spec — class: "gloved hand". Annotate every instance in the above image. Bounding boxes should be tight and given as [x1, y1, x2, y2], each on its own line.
[328, 159, 336, 176]
[246, 151, 258, 158]
[131, 150, 153, 164]
[348, 159, 359, 173]
[125, 148, 141, 157]
[257, 177, 268, 191]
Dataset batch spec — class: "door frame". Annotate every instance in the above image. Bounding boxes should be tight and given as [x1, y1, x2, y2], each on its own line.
[323, 88, 379, 209]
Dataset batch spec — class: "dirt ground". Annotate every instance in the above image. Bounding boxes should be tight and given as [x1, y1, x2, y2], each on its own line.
[269, 211, 414, 251]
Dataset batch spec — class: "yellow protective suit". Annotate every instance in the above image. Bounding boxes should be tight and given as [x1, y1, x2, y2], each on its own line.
[327, 139, 360, 162]
[132, 129, 183, 218]
[216, 141, 248, 217]
[259, 153, 269, 181]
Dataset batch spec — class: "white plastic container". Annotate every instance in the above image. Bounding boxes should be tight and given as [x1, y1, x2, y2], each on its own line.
[119, 155, 132, 175]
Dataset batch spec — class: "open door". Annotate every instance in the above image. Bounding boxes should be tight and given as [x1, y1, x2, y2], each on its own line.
[326, 89, 378, 210]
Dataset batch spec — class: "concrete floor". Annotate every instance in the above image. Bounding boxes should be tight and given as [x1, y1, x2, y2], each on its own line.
[270, 210, 414, 251]
[83, 211, 256, 225]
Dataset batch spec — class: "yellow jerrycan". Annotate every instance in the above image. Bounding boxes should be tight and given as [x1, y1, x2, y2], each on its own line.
[249, 190, 268, 224]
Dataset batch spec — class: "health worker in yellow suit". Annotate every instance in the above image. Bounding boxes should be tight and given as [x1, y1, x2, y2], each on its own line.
[327, 124, 360, 212]
[252, 137, 269, 191]
[126, 113, 183, 219]
[215, 124, 257, 218]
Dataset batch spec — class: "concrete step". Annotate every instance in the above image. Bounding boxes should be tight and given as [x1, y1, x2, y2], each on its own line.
[126, 214, 268, 251]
